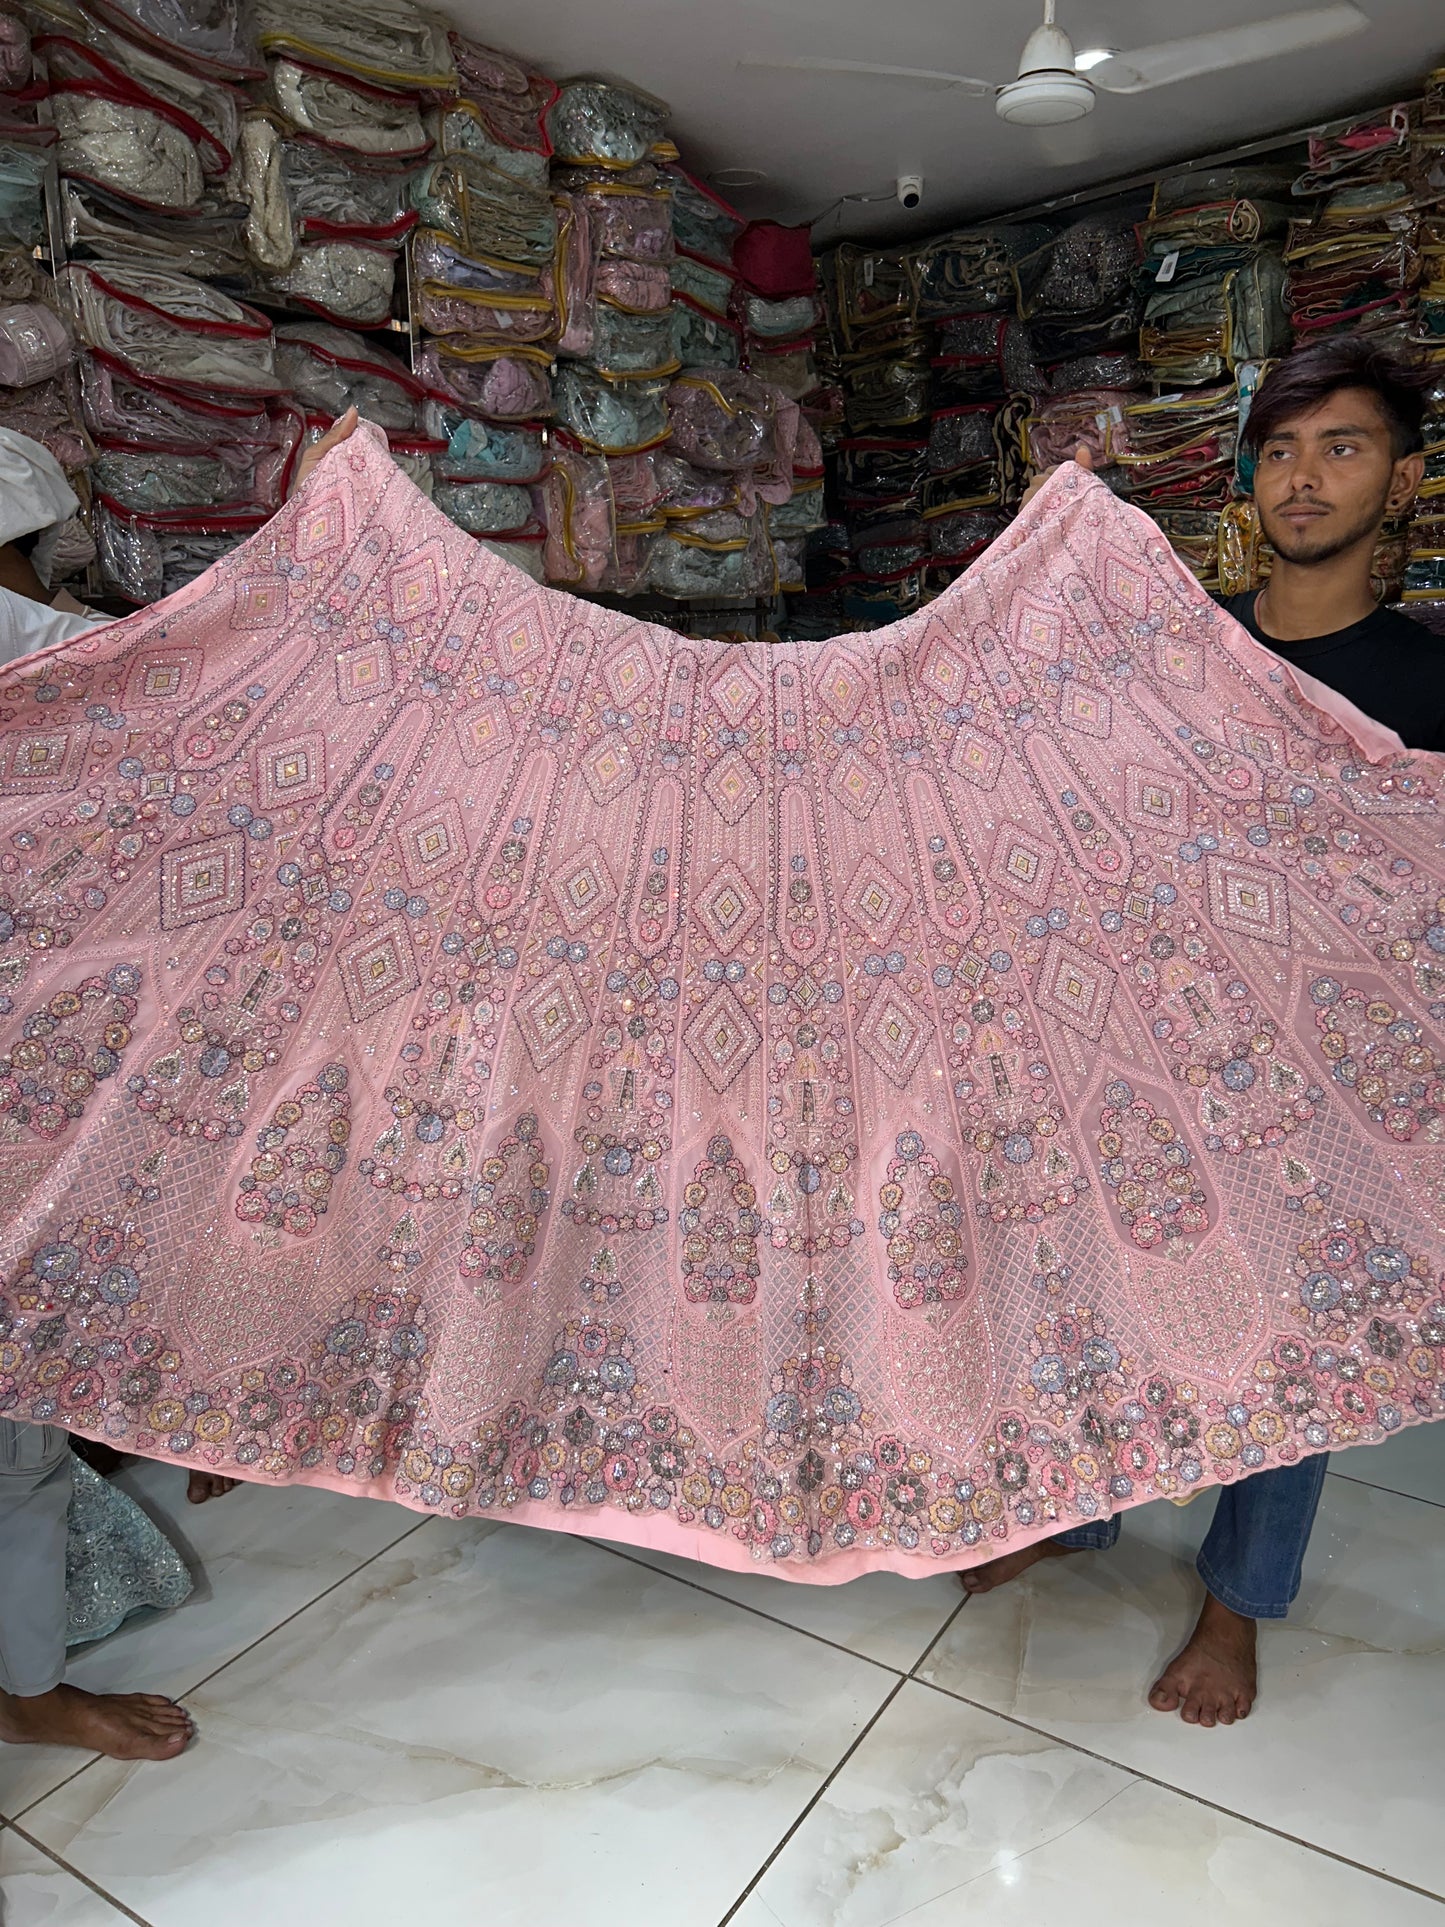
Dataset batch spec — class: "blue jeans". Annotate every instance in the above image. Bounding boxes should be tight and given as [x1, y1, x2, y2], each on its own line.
[1055, 1456, 1329, 1619]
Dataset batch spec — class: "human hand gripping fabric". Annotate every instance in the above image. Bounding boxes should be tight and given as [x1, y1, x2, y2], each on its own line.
[291, 406, 360, 496]
[1019, 441, 1094, 513]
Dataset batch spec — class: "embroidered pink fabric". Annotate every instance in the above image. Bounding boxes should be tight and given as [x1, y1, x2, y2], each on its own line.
[1, 426, 1441, 1583]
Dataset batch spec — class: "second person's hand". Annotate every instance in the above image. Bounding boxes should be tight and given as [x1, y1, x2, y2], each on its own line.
[1018, 442, 1095, 513]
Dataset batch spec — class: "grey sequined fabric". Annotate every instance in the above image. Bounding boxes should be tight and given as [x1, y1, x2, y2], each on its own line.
[65, 1459, 192, 1648]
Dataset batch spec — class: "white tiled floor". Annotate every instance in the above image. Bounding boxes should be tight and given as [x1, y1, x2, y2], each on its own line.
[2, 1431, 1442, 1926]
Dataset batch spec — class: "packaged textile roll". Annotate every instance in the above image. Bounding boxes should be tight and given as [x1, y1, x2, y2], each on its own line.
[448, 32, 556, 160]
[414, 279, 555, 343]
[746, 336, 815, 403]
[95, 500, 261, 599]
[41, 28, 241, 174]
[263, 238, 396, 325]
[275, 321, 423, 428]
[60, 179, 250, 279]
[1025, 388, 1134, 470]
[575, 178, 672, 263]
[907, 223, 1046, 318]
[431, 477, 535, 534]
[666, 166, 741, 266]
[828, 244, 912, 350]
[48, 62, 207, 212]
[555, 364, 668, 453]
[743, 291, 817, 340]
[0, 300, 73, 387]
[924, 504, 1005, 562]
[671, 250, 735, 319]
[538, 443, 614, 589]
[766, 478, 825, 538]
[416, 338, 553, 420]
[546, 80, 669, 170]
[266, 58, 430, 158]
[410, 152, 556, 268]
[645, 515, 775, 598]
[1141, 255, 1288, 385]
[673, 297, 740, 371]
[667, 369, 776, 472]
[81, 0, 262, 82]
[63, 261, 283, 395]
[252, 0, 455, 90]
[235, 120, 417, 271]
[428, 99, 547, 188]
[92, 425, 298, 514]
[80, 347, 272, 446]
[425, 404, 545, 484]
[927, 404, 997, 477]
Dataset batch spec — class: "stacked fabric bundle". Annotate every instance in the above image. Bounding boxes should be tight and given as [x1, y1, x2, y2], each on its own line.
[0, 247, 95, 583]
[1284, 106, 1417, 352]
[1400, 71, 1445, 632]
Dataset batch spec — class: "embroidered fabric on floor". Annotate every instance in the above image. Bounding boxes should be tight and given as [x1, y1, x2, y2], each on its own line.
[1, 425, 1442, 1583]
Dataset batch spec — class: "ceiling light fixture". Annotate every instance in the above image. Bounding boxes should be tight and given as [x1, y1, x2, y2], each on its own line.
[1072, 47, 1115, 70]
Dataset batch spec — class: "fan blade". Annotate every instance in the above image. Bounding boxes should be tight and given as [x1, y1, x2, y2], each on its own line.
[736, 56, 996, 94]
[1091, 3, 1366, 93]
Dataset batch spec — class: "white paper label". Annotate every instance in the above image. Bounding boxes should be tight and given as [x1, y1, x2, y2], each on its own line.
[1156, 249, 1180, 283]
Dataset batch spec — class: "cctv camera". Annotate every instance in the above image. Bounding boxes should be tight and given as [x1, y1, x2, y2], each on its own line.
[897, 174, 924, 210]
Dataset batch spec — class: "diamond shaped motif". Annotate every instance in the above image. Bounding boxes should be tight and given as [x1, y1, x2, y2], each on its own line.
[335, 640, 393, 705]
[1034, 934, 1116, 1042]
[605, 641, 654, 706]
[337, 915, 421, 1023]
[684, 984, 761, 1093]
[847, 857, 909, 943]
[989, 823, 1056, 909]
[1060, 680, 1112, 739]
[294, 493, 347, 559]
[816, 645, 867, 723]
[1102, 552, 1148, 613]
[1154, 631, 1204, 691]
[0, 723, 90, 796]
[399, 797, 469, 890]
[160, 831, 246, 931]
[949, 726, 1003, 790]
[919, 624, 968, 703]
[517, 964, 590, 1071]
[452, 699, 513, 768]
[697, 864, 761, 953]
[1223, 717, 1286, 766]
[231, 575, 289, 630]
[389, 548, 443, 623]
[704, 749, 761, 826]
[258, 732, 326, 810]
[1010, 597, 1062, 661]
[124, 647, 202, 710]
[858, 983, 931, 1087]
[829, 748, 882, 821]
[709, 661, 762, 726]
[580, 733, 637, 807]
[552, 844, 617, 933]
[1125, 766, 1190, 836]
[498, 617, 545, 672]
[1206, 854, 1291, 946]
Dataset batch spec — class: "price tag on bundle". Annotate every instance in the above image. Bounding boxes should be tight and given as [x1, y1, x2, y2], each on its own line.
[1156, 249, 1180, 283]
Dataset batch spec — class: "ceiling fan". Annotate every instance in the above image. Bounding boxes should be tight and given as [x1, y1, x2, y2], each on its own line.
[741, 1, 1368, 127]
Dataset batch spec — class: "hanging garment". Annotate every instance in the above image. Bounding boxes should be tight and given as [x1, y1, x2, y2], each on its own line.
[1, 430, 1442, 1586]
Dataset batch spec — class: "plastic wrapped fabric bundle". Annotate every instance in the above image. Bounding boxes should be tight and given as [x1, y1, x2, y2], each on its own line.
[60, 178, 250, 279]
[431, 477, 535, 534]
[0, 10, 31, 89]
[666, 370, 777, 472]
[1140, 255, 1288, 385]
[428, 100, 548, 188]
[1139, 199, 1291, 259]
[537, 444, 614, 589]
[746, 337, 815, 403]
[274, 321, 422, 428]
[49, 79, 206, 212]
[666, 166, 741, 266]
[94, 499, 260, 598]
[266, 58, 430, 158]
[673, 297, 740, 371]
[41, 27, 240, 172]
[766, 478, 825, 538]
[92, 432, 296, 513]
[839, 435, 928, 501]
[555, 364, 668, 454]
[844, 354, 930, 435]
[79, 346, 270, 446]
[448, 32, 556, 160]
[425, 403, 544, 484]
[252, 0, 455, 90]
[1048, 348, 1143, 393]
[410, 153, 556, 268]
[471, 523, 543, 578]
[1114, 384, 1240, 510]
[828, 244, 913, 350]
[414, 280, 555, 343]
[410, 227, 548, 298]
[924, 504, 1005, 562]
[771, 529, 806, 589]
[264, 239, 397, 325]
[0, 299, 74, 387]
[1025, 388, 1134, 470]
[81, 0, 261, 81]
[598, 523, 656, 595]
[546, 80, 669, 169]
[907, 223, 1045, 318]
[416, 338, 553, 420]
[852, 525, 928, 581]
[927, 403, 997, 478]
[645, 515, 775, 597]
[743, 291, 817, 339]
[671, 250, 735, 318]
[606, 447, 663, 526]
[577, 180, 673, 263]
[583, 302, 678, 379]
[64, 261, 283, 395]
[1016, 220, 1141, 319]
[0, 369, 90, 473]
[653, 450, 739, 518]
[237, 122, 418, 269]
[1292, 102, 1412, 196]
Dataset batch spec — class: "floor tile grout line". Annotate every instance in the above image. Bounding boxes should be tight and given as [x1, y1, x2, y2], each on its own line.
[2, 1816, 155, 1926]
[714, 1673, 911, 1927]
[912, 1673, 1445, 1905]
[587, 1538, 916, 1678]
[706, 1594, 973, 1926]
[6, 1512, 437, 1826]
[1326, 1469, 1445, 1512]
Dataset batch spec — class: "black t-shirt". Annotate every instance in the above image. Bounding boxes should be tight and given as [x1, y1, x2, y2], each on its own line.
[1218, 590, 1445, 753]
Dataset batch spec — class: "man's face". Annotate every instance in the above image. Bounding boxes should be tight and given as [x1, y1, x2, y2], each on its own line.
[1251, 385, 1421, 565]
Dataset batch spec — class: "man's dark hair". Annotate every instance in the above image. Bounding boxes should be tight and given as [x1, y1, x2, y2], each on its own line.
[1241, 337, 1429, 459]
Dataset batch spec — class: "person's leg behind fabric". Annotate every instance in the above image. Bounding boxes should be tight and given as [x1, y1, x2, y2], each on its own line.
[1148, 1454, 1329, 1728]
[960, 1511, 1122, 1594]
[0, 1419, 195, 1759]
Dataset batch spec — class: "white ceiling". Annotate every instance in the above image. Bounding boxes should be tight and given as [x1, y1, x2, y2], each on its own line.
[445, 0, 1445, 238]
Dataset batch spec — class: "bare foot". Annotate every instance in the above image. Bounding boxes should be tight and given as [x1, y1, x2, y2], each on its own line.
[187, 1470, 238, 1503]
[960, 1536, 1084, 1595]
[1149, 1591, 1258, 1726]
[0, 1682, 193, 1759]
